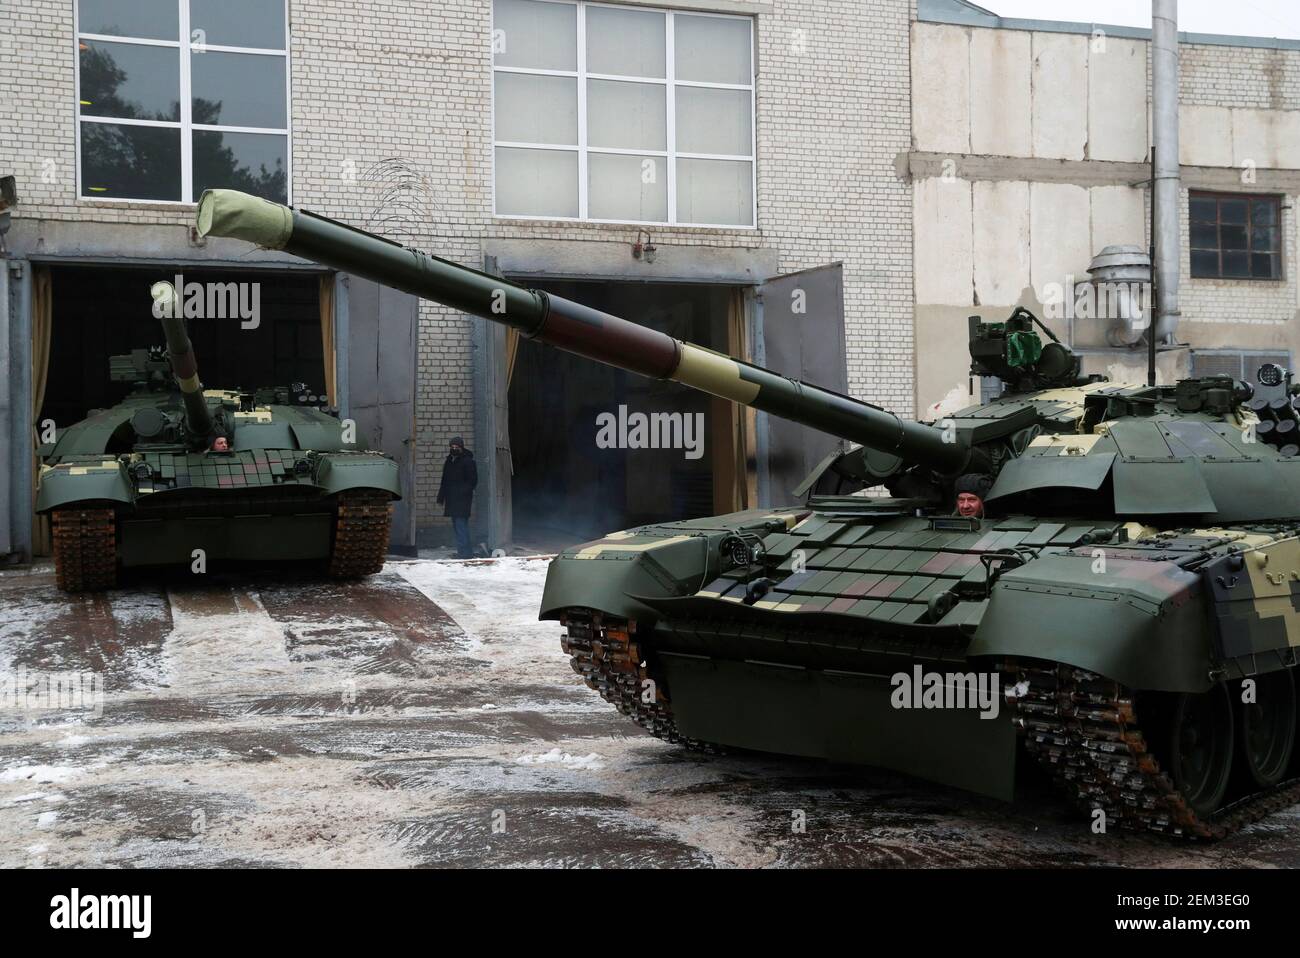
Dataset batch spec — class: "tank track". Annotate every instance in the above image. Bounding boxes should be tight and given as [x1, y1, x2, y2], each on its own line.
[327, 490, 393, 578]
[51, 508, 118, 593]
[560, 609, 719, 752]
[1005, 660, 1300, 839]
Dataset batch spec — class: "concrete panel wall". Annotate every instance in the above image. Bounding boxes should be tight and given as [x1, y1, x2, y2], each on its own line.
[972, 180, 1030, 307]
[1031, 33, 1088, 161]
[970, 29, 1031, 157]
[1087, 37, 1148, 162]
[1181, 105, 1234, 167]
[1231, 108, 1300, 169]
[1089, 185, 1146, 252]
[913, 177, 972, 306]
[911, 22, 1300, 417]
[1029, 182, 1091, 302]
[911, 22, 970, 154]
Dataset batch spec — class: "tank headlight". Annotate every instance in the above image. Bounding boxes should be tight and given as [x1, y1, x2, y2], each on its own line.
[1258, 363, 1284, 387]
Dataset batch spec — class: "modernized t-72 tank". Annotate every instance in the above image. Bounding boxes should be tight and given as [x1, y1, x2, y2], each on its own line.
[197, 188, 1300, 839]
[37, 281, 399, 591]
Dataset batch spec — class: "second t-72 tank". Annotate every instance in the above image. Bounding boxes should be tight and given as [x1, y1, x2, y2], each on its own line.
[196, 188, 1300, 839]
[37, 281, 400, 591]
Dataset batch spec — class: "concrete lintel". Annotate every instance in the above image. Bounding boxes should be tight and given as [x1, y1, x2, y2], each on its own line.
[906, 152, 1300, 192]
[7, 218, 324, 270]
[482, 237, 779, 285]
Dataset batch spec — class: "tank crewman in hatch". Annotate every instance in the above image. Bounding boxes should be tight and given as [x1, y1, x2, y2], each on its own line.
[437, 436, 478, 559]
[954, 473, 993, 518]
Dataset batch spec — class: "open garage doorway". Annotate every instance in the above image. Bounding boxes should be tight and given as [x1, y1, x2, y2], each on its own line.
[39, 265, 326, 431]
[507, 280, 754, 548]
[30, 264, 328, 556]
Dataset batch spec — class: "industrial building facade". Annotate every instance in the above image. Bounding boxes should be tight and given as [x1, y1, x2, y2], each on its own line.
[2, 0, 915, 558]
[2, 0, 1298, 562]
[911, 1, 1300, 415]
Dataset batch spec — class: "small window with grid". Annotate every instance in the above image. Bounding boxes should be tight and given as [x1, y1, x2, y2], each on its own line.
[1189, 192, 1282, 280]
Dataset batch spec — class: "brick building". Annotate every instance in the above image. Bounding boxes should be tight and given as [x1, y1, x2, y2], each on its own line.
[2, 0, 1297, 563]
[1, 0, 916, 559]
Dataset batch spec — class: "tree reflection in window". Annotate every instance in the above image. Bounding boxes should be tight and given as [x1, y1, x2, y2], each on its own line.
[77, 2, 289, 203]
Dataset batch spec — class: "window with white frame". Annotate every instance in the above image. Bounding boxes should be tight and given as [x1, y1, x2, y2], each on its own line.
[75, 0, 290, 204]
[491, 0, 755, 227]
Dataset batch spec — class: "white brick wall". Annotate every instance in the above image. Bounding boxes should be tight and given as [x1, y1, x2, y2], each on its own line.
[2, 0, 918, 530]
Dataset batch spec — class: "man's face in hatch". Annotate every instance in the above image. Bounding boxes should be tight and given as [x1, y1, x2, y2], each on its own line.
[956, 492, 984, 518]
[449, 442, 462, 456]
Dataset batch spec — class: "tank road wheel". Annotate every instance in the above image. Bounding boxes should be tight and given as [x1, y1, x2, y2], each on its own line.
[51, 508, 118, 593]
[1163, 685, 1236, 819]
[327, 490, 393, 578]
[1237, 670, 1297, 788]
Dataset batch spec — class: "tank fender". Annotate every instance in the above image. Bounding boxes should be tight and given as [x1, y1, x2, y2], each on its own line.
[35, 460, 134, 513]
[314, 454, 401, 499]
[539, 509, 804, 622]
[541, 533, 715, 623]
[966, 552, 1214, 693]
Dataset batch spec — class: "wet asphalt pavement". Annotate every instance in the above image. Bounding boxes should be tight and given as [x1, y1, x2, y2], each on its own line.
[1, 556, 1298, 868]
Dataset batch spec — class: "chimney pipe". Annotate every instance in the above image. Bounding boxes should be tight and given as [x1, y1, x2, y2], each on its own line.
[1151, 0, 1181, 355]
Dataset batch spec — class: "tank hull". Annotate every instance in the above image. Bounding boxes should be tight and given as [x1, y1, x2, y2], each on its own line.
[546, 501, 1300, 835]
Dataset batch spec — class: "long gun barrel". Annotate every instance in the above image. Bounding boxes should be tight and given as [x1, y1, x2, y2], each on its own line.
[195, 190, 969, 474]
[150, 280, 214, 439]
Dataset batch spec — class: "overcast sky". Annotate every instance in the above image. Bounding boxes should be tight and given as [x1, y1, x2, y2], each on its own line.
[984, 0, 1300, 41]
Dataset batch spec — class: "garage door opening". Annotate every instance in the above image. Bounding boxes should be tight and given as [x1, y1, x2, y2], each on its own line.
[39, 265, 326, 431]
[507, 280, 751, 547]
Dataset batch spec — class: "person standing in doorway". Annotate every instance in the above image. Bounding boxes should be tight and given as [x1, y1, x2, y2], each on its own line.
[437, 436, 478, 559]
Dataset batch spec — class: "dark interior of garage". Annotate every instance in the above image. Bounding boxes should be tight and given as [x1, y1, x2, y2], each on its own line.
[508, 280, 737, 545]
[39, 265, 325, 429]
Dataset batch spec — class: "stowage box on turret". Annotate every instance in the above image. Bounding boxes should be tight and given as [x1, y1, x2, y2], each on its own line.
[197, 188, 1300, 839]
[37, 281, 400, 591]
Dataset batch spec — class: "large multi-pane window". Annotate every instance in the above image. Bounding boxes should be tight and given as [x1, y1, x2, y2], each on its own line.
[492, 0, 756, 227]
[75, 0, 290, 204]
[1189, 191, 1282, 280]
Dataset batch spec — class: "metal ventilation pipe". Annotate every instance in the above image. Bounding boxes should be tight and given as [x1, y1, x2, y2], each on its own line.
[1084, 245, 1153, 346]
[1151, 0, 1181, 345]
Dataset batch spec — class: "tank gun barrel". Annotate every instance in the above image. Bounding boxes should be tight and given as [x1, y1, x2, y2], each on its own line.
[195, 190, 969, 474]
[151, 281, 214, 438]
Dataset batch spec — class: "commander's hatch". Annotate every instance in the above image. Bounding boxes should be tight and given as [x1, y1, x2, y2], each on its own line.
[758, 263, 845, 505]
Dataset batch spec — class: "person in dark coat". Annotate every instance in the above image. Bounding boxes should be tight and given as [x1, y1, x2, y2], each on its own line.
[436, 436, 478, 558]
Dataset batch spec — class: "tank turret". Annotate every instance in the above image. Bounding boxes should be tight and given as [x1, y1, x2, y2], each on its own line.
[195, 189, 971, 477]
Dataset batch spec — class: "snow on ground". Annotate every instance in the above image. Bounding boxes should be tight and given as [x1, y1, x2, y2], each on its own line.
[1, 557, 1298, 868]
[394, 556, 564, 671]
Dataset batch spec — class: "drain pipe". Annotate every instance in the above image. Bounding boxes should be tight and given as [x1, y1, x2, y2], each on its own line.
[1151, 0, 1181, 379]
